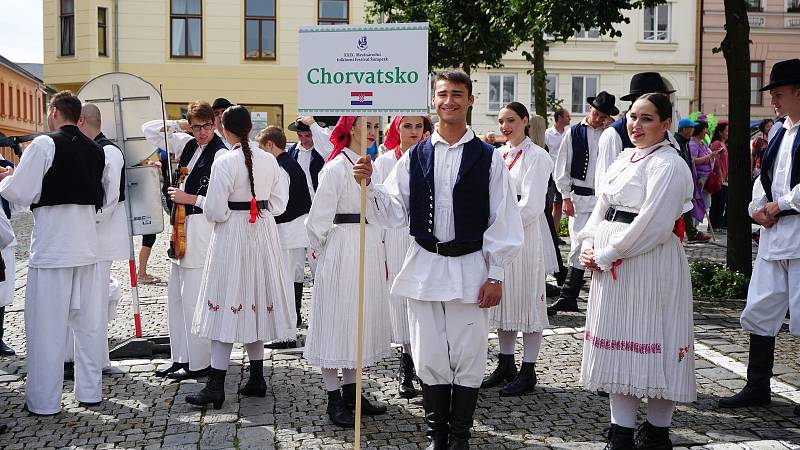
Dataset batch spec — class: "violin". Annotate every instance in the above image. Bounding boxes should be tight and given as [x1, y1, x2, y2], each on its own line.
[168, 166, 189, 259]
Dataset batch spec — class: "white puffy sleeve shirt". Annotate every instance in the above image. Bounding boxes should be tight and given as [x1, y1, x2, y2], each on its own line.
[366, 130, 524, 303]
[596, 127, 623, 186]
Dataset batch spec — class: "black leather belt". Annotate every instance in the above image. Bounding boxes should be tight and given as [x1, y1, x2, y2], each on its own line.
[604, 207, 638, 224]
[517, 195, 522, 201]
[777, 209, 800, 218]
[415, 238, 482, 257]
[185, 205, 203, 216]
[571, 185, 595, 196]
[334, 213, 368, 224]
[228, 200, 269, 211]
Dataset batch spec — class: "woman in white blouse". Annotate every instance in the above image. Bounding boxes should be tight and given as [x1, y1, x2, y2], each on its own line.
[482, 102, 553, 396]
[578, 93, 695, 449]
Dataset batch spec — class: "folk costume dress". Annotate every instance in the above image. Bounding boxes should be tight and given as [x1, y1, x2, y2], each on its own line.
[490, 138, 552, 333]
[373, 146, 414, 345]
[577, 140, 696, 403]
[303, 147, 391, 369]
[192, 143, 296, 343]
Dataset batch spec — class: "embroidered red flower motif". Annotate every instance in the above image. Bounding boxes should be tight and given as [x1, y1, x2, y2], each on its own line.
[207, 301, 219, 312]
[231, 304, 243, 314]
[678, 345, 691, 362]
[251, 304, 256, 312]
[540, 294, 544, 302]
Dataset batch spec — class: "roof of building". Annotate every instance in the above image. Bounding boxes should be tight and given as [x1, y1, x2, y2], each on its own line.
[0, 55, 44, 83]
[16, 63, 43, 81]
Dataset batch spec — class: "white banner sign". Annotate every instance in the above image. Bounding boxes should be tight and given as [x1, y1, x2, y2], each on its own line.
[298, 22, 429, 116]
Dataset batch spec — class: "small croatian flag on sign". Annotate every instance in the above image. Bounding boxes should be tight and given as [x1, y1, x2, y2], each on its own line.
[351, 91, 373, 106]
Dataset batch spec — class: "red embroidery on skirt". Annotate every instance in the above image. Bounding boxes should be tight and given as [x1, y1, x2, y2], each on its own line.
[231, 304, 243, 314]
[540, 294, 544, 302]
[584, 330, 662, 354]
[251, 304, 256, 312]
[678, 345, 691, 362]
[207, 301, 219, 312]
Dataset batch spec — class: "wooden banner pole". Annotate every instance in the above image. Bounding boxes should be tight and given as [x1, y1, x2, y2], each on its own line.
[353, 118, 368, 449]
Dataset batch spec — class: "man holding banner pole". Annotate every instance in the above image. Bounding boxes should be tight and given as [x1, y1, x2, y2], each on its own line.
[354, 71, 524, 449]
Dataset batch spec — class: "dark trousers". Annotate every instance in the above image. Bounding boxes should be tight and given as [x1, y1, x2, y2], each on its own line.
[709, 184, 728, 229]
[544, 179, 567, 278]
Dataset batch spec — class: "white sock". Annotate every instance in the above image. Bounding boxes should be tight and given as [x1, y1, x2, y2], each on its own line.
[522, 332, 542, 363]
[321, 368, 340, 392]
[245, 341, 264, 361]
[646, 398, 675, 427]
[610, 393, 640, 428]
[402, 343, 412, 356]
[210, 341, 233, 371]
[341, 368, 356, 385]
[497, 329, 517, 355]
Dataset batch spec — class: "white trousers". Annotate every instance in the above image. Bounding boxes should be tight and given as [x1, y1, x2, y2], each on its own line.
[408, 299, 489, 388]
[283, 248, 306, 283]
[25, 264, 102, 414]
[167, 263, 210, 370]
[741, 257, 800, 337]
[65, 261, 114, 366]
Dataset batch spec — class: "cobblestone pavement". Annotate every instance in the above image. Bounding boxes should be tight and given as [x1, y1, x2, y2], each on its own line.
[1, 214, 798, 449]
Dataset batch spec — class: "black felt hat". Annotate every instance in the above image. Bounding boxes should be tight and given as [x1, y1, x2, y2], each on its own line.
[760, 59, 800, 92]
[288, 119, 327, 132]
[587, 91, 620, 117]
[620, 72, 675, 101]
[212, 98, 233, 110]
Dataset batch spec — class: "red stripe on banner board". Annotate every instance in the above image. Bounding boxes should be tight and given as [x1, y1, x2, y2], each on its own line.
[350, 92, 373, 97]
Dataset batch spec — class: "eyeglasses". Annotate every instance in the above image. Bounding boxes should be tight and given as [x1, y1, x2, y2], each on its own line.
[190, 122, 214, 133]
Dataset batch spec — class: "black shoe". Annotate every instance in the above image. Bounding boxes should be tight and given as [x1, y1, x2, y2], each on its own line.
[718, 334, 774, 408]
[422, 384, 451, 450]
[186, 368, 226, 409]
[556, 238, 567, 246]
[155, 362, 188, 378]
[294, 282, 303, 327]
[547, 267, 584, 316]
[168, 366, 209, 381]
[597, 390, 610, 398]
[603, 424, 636, 450]
[794, 404, 800, 416]
[239, 360, 267, 397]
[481, 353, 517, 389]
[0, 307, 13, 356]
[500, 362, 537, 396]
[63, 361, 75, 381]
[448, 385, 479, 450]
[341, 383, 387, 415]
[79, 401, 102, 408]
[326, 389, 355, 428]
[264, 340, 297, 350]
[398, 352, 418, 399]
[634, 421, 672, 450]
[545, 283, 561, 298]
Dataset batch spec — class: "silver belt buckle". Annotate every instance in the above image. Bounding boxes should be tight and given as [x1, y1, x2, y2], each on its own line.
[610, 208, 618, 222]
[435, 241, 442, 255]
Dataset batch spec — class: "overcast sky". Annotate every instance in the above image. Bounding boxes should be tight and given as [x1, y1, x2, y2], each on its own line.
[0, 0, 44, 63]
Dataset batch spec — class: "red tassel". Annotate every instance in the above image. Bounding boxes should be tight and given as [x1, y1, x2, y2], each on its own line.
[249, 197, 257, 223]
[610, 259, 623, 281]
[672, 217, 686, 242]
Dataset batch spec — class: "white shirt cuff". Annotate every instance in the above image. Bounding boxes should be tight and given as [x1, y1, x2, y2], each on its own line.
[778, 194, 793, 212]
[488, 265, 505, 282]
[194, 195, 205, 209]
[594, 246, 622, 271]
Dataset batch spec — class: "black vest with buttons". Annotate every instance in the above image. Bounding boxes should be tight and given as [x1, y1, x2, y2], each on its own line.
[408, 135, 493, 242]
[288, 143, 324, 192]
[275, 152, 312, 224]
[31, 125, 105, 211]
[569, 123, 591, 181]
[94, 133, 126, 202]
[760, 124, 800, 202]
[177, 133, 227, 215]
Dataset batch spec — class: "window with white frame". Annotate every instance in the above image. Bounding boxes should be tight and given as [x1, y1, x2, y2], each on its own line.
[530, 74, 557, 112]
[575, 28, 600, 39]
[789, 0, 800, 12]
[643, 4, 671, 41]
[488, 74, 515, 112]
[571, 75, 598, 114]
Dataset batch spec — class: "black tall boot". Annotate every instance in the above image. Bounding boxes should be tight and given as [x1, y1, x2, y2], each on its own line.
[547, 267, 584, 316]
[480, 353, 517, 389]
[603, 424, 636, 450]
[342, 383, 387, 415]
[423, 384, 451, 450]
[239, 360, 267, 397]
[634, 421, 673, 450]
[0, 307, 15, 356]
[398, 352, 418, 399]
[294, 282, 303, 327]
[448, 385, 479, 450]
[499, 362, 537, 396]
[186, 368, 226, 409]
[326, 389, 355, 428]
[718, 334, 774, 408]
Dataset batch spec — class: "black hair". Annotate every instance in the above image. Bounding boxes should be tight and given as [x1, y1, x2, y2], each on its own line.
[49, 90, 82, 123]
[422, 116, 433, 134]
[637, 93, 673, 121]
[435, 71, 473, 96]
[692, 121, 709, 137]
[758, 118, 774, 134]
[502, 101, 531, 137]
[221, 105, 260, 217]
[711, 122, 729, 143]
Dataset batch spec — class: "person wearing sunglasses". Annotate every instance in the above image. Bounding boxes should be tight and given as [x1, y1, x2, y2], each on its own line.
[142, 100, 229, 381]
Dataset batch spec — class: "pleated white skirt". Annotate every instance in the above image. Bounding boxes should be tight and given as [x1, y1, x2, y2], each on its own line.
[580, 220, 697, 402]
[303, 223, 392, 369]
[192, 212, 297, 344]
[490, 221, 549, 333]
[385, 227, 413, 345]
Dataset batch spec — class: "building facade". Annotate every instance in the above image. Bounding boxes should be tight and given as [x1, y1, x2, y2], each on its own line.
[701, 0, 800, 120]
[44, 0, 367, 126]
[0, 56, 51, 163]
[470, 0, 698, 136]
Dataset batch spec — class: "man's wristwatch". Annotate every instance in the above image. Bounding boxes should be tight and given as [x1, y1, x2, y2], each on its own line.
[488, 278, 502, 285]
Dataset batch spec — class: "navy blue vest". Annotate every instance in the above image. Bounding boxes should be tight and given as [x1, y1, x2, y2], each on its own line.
[569, 123, 591, 181]
[94, 133, 126, 203]
[288, 143, 324, 191]
[178, 133, 227, 214]
[760, 125, 800, 202]
[611, 116, 634, 151]
[408, 135, 493, 243]
[275, 152, 312, 224]
[0, 159, 13, 219]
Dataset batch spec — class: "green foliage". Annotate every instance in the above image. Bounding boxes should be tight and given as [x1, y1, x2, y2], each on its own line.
[690, 260, 749, 299]
[559, 218, 569, 237]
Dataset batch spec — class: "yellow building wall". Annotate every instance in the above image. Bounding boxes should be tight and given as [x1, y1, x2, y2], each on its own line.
[44, 0, 368, 127]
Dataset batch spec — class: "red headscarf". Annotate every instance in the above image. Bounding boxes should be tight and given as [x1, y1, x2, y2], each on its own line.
[382, 115, 405, 151]
[327, 116, 357, 162]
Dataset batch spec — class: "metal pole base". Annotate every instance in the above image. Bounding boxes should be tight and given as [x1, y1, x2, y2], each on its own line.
[109, 336, 171, 359]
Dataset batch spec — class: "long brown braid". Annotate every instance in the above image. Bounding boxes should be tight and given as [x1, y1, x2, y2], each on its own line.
[221, 105, 261, 220]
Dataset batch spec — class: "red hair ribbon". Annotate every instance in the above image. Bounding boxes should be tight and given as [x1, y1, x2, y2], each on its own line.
[383, 116, 404, 151]
[249, 197, 258, 223]
[672, 217, 685, 242]
[327, 116, 357, 162]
